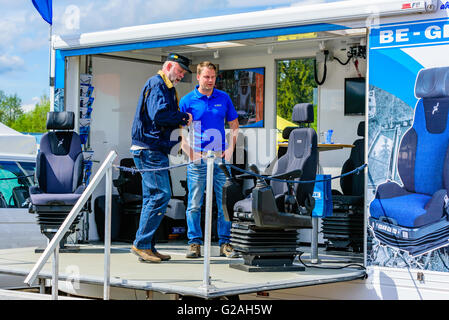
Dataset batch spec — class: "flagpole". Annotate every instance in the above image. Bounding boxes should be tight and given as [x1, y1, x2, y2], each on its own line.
[49, 23, 54, 112]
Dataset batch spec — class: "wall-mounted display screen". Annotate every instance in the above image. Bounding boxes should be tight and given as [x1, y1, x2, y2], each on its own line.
[216, 67, 265, 128]
[344, 77, 366, 116]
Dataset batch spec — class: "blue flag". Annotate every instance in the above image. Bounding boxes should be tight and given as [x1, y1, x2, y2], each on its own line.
[32, 0, 52, 25]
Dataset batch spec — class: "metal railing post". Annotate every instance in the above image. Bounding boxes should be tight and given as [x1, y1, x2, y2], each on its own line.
[24, 150, 118, 287]
[104, 165, 112, 300]
[51, 246, 59, 300]
[311, 218, 320, 264]
[201, 151, 215, 290]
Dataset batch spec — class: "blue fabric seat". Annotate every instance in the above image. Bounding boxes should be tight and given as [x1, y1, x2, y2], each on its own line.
[369, 66, 449, 255]
[370, 192, 431, 228]
[29, 111, 85, 206]
[28, 111, 85, 251]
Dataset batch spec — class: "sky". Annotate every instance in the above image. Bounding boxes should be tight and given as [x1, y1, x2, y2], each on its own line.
[0, 0, 338, 112]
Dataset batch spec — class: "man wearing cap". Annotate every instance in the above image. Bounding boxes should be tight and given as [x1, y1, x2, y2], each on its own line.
[180, 61, 240, 259]
[130, 53, 193, 263]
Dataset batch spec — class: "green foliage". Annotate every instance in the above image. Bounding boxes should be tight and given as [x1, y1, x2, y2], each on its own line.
[8, 94, 50, 133]
[0, 90, 23, 127]
[276, 58, 317, 131]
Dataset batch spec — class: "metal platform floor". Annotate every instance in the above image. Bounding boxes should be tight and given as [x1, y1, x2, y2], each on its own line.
[0, 241, 366, 299]
[0, 288, 86, 300]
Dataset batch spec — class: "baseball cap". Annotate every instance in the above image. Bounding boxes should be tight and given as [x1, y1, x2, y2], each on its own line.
[166, 53, 192, 73]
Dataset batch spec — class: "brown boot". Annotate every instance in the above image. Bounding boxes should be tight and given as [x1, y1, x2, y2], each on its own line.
[220, 243, 239, 258]
[131, 246, 161, 263]
[153, 251, 171, 261]
[186, 243, 201, 258]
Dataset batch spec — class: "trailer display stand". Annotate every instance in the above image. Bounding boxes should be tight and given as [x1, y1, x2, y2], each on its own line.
[230, 222, 305, 272]
[0, 242, 364, 299]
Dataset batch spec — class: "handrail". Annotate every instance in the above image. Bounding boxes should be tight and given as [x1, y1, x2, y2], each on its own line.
[24, 150, 118, 299]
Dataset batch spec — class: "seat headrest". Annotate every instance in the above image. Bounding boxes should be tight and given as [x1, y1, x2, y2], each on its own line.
[415, 67, 449, 98]
[357, 121, 365, 137]
[46, 111, 75, 130]
[292, 103, 314, 124]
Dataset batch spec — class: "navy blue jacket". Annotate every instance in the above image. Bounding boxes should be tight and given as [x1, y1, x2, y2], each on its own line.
[131, 73, 189, 154]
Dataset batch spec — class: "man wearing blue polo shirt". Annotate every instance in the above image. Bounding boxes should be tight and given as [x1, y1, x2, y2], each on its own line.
[180, 61, 240, 258]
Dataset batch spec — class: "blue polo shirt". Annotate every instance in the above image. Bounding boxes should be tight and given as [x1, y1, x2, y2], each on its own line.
[180, 86, 238, 152]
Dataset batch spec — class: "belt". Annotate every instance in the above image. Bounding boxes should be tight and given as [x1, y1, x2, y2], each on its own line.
[200, 150, 222, 158]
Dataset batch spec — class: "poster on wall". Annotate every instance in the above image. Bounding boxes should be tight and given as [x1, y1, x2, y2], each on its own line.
[215, 67, 265, 128]
[367, 18, 449, 272]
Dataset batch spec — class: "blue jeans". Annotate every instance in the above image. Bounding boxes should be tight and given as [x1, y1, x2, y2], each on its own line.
[131, 149, 171, 251]
[186, 159, 231, 246]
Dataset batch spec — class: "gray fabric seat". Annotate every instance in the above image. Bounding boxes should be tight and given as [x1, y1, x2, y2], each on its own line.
[233, 103, 317, 216]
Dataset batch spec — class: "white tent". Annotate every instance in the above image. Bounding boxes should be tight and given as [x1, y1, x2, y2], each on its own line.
[0, 122, 37, 156]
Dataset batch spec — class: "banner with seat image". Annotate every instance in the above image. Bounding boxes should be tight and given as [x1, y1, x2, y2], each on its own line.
[367, 18, 449, 272]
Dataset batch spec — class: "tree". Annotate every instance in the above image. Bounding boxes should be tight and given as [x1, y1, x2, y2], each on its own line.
[0, 90, 23, 127]
[9, 95, 50, 133]
[276, 58, 317, 130]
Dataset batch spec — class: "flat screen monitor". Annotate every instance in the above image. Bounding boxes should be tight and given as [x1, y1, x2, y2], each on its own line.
[344, 77, 366, 116]
[216, 67, 265, 128]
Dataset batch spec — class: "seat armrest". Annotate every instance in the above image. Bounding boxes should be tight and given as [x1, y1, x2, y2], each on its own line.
[375, 181, 410, 199]
[29, 185, 43, 195]
[270, 169, 302, 181]
[235, 173, 258, 180]
[113, 176, 129, 188]
[74, 185, 86, 194]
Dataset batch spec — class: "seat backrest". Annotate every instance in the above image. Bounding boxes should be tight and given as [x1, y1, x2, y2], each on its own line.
[340, 121, 365, 196]
[12, 186, 29, 208]
[116, 158, 142, 197]
[271, 103, 318, 206]
[398, 67, 449, 196]
[0, 192, 6, 208]
[226, 131, 248, 178]
[36, 111, 84, 194]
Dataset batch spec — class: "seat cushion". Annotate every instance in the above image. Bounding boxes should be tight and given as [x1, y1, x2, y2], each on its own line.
[234, 197, 252, 213]
[370, 193, 432, 228]
[30, 193, 82, 206]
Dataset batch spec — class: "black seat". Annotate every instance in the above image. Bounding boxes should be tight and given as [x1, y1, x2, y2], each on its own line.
[322, 121, 365, 252]
[113, 158, 142, 213]
[12, 186, 30, 208]
[111, 157, 188, 242]
[0, 192, 7, 208]
[332, 121, 365, 202]
[111, 158, 144, 242]
[29, 111, 85, 252]
[221, 103, 318, 271]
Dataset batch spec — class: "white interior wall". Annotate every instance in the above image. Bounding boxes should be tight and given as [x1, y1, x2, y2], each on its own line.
[65, 56, 80, 132]
[87, 56, 192, 240]
[199, 46, 318, 170]
[317, 54, 366, 191]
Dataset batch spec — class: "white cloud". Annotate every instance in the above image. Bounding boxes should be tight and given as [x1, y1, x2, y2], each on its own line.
[51, 0, 221, 35]
[290, 0, 328, 6]
[226, 0, 294, 8]
[21, 97, 40, 113]
[0, 54, 25, 74]
[17, 37, 49, 53]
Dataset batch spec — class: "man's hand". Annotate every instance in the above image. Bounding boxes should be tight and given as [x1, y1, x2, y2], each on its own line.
[222, 148, 234, 162]
[190, 150, 202, 161]
[186, 112, 193, 126]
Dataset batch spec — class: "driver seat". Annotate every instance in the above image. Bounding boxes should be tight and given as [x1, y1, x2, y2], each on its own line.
[29, 111, 85, 252]
[221, 103, 318, 271]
